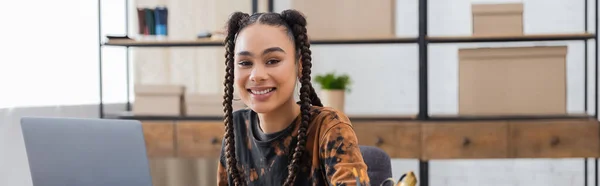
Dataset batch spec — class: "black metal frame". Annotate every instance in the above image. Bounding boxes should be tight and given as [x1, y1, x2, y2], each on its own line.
[98, 0, 132, 118]
[125, 0, 131, 112]
[97, 0, 599, 185]
[97, 0, 103, 118]
[428, 34, 594, 43]
[417, 0, 598, 185]
[585, 0, 600, 186]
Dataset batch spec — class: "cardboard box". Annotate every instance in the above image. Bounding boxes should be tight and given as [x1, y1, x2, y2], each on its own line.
[133, 84, 185, 116]
[472, 3, 523, 36]
[185, 93, 246, 116]
[458, 46, 567, 116]
[290, 0, 395, 39]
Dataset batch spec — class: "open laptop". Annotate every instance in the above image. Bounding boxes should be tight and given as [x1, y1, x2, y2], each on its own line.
[21, 117, 153, 186]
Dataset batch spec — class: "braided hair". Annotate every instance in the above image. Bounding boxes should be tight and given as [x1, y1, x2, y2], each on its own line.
[222, 9, 323, 186]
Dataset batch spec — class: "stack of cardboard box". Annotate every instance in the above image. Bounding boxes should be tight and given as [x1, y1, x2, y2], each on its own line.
[133, 84, 247, 117]
[290, 0, 395, 39]
[458, 3, 568, 116]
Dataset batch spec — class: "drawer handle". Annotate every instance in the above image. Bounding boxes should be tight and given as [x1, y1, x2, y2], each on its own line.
[550, 136, 560, 146]
[375, 137, 384, 146]
[462, 137, 471, 146]
[211, 137, 220, 145]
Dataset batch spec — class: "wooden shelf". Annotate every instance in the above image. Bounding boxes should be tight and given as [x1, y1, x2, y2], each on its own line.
[102, 36, 419, 47]
[111, 112, 416, 121]
[427, 114, 593, 121]
[310, 36, 418, 44]
[112, 112, 593, 122]
[103, 38, 224, 47]
[102, 33, 595, 47]
[428, 33, 595, 43]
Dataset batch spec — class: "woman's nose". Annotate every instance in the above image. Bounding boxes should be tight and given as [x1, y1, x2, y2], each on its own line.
[249, 66, 267, 82]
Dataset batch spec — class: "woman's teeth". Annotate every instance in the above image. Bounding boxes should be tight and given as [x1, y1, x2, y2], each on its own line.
[251, 88, 274, 95]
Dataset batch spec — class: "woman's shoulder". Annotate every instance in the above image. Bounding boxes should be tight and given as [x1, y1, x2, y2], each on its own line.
[309, 105, 353, 130]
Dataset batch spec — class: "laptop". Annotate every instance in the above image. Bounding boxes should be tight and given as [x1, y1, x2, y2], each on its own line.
[20, 117, 153, 186]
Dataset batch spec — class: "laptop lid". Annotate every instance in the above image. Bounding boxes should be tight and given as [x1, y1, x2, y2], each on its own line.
[20, 117, 153, 186]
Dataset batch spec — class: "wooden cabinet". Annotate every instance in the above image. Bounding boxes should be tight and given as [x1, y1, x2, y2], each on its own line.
[509, 119, 600, 158]
[421, 121, 509, 159]
[137, 118, 600, 159]
[141, 121, 176, 157]
[176, 121, 225, 158]
[353, 121, 421, 158]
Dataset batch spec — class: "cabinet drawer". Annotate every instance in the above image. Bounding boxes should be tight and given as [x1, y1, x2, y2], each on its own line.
[509, 119, 599, 158]
[395, 122, 421, 158]
[352, 121, 420, 158]
[352, 122, 397, 158]
[176, 121, 225, 158]
[141, 121, 175, 157]
[421, 121, 508, 159]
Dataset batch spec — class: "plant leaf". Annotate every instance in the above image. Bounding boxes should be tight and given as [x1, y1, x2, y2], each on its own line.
[314, 71, 352, 91]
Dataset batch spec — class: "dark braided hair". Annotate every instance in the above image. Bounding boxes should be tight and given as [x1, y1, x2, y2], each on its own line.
[222, 9, 323, 186]
[223, 11, 248, 186]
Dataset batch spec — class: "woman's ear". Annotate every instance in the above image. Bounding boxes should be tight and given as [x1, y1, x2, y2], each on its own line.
[297, 56, 303, 79]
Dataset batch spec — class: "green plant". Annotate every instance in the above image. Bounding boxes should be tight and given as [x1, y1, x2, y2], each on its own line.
[314, 72, 352, 92]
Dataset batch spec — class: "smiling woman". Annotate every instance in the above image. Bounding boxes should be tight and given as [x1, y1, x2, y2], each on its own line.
[216, 10, 371, 186]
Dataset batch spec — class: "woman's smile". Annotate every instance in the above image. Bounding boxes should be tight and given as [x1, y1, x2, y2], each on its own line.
[248, 87, 277, 102]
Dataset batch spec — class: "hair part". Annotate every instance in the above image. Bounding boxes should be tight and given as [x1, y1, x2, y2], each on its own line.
[222, 9, 322, 186]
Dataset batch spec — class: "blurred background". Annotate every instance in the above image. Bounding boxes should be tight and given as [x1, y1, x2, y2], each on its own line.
[2, 0, 600, 185]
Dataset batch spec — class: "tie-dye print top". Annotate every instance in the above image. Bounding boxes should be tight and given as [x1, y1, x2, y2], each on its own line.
[217, 105, 371, 186]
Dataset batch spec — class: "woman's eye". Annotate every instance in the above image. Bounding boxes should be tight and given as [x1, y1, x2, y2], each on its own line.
[267, 59, 281, 65]
[238, 61, 252, 66]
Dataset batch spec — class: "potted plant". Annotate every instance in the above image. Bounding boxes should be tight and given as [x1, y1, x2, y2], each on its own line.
[314, 72, 351, 112]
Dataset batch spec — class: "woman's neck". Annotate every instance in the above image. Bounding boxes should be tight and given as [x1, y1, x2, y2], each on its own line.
[257, 99, 301, 134]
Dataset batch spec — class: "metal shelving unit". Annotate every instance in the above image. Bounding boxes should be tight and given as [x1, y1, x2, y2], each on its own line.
[98, 0, 599, 185]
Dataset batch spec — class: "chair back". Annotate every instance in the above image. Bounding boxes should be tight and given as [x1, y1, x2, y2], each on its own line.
[359, 145, 393, 186]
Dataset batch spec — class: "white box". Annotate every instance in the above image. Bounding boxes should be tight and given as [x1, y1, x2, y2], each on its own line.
[133, 84, 185, 116]
[185, 93, 246, 116]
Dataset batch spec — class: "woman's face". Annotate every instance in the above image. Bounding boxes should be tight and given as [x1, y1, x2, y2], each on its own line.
[233, 24, 299, 114]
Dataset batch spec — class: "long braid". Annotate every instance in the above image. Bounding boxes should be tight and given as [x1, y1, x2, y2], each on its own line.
[223, 11, 249, 186]
[281, 9, 319, 186]
[309, 85, 323, 107]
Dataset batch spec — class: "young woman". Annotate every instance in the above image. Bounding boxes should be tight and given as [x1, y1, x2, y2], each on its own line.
[217, 9, 371, 186]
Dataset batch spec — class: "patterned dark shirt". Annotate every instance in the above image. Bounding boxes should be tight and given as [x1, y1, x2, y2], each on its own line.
[217, 105, 371, 186]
